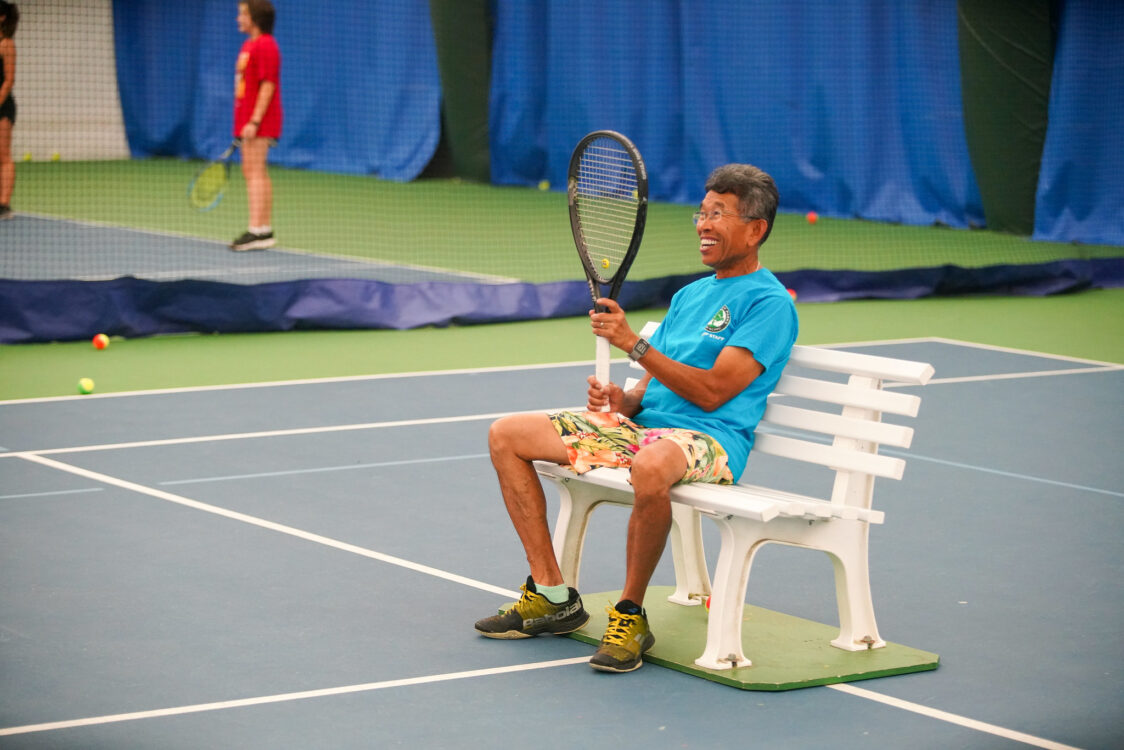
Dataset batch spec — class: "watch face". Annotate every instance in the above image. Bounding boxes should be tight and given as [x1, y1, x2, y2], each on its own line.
[630, 338, 649, 360]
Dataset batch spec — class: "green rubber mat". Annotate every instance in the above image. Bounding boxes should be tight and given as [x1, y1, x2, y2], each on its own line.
[569, 587, 939, 691]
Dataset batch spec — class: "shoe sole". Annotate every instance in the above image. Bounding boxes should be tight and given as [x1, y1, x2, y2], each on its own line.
[475, 611, 590, 640]
[589, 634, 656, 673]
[230, 239, 276, 252]
[590, 658, 645, 673]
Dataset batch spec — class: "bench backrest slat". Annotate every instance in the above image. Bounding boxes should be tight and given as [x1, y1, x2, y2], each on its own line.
[775, 374, 923, 417]
[628, 321, 931, 512]
[752, 433, 907, 480]
[788, 344, 934, 385]
[762, 402, 915, 448]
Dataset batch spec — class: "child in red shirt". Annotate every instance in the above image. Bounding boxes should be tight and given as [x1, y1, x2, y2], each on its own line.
[231, 0, 282, 251]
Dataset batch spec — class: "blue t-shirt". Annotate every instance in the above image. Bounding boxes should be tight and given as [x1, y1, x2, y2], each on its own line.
[634, 269, 798, 481]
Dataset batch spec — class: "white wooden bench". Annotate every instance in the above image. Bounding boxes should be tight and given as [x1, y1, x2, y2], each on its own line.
[534, 323, 934, 671]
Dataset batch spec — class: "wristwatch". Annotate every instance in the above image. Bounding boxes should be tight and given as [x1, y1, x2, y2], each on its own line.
[628, 337, 650, 362]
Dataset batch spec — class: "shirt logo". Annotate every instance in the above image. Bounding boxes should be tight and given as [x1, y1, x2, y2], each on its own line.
[705, 306, 731, 333]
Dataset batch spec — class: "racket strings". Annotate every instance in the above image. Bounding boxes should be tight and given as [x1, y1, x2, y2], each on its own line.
[575, 145, 640, 277]
[189, 163, 228, 209]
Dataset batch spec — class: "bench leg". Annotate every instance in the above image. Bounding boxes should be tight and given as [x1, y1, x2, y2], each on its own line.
[667, 503, 710, 606]
[694, 516, 755, 670]
[550, 479, 603, 592]
[827, 528, 885, 651]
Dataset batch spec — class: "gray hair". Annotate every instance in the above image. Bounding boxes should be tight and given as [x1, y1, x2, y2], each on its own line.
[704, 164, 779, 245]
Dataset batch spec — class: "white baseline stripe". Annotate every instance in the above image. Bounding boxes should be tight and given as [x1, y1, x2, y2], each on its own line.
[925, 336, 1122, 368]
[3, 336, 1118, 408]
[12, 453, 520, 601]
[0, 407, 578, 458]
[0, 361, 600, 406]
[160, 453, 489, 486]
[828, 683, 1083, 750]
[0, 657, 590, 737]
[912, 365, 1121, 386]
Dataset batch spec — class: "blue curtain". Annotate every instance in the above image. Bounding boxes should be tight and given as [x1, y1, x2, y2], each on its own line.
[490, 0, 983, 227]
[112, 0, 442, 181]
[1033, 1, 1124, 246]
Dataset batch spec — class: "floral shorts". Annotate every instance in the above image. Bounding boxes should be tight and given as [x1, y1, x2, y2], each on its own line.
[548, 410, 733, 485]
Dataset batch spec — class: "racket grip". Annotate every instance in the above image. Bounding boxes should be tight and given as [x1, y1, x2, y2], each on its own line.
[595, 336, 611, 412]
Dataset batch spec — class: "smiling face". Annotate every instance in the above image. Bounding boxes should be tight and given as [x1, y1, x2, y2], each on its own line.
[695, 191, 768, 278]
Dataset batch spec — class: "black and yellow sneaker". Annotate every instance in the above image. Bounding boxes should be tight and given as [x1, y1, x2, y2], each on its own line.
[589, 602, 655, 673]
[475, 576, 590, 639]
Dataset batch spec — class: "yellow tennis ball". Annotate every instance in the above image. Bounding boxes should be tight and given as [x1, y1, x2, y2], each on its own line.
[538, 180, 550, 191]
[601, 258, 610, 269]
[22, 152, 31, 161]
[77, 377, 95, 395]
[51, 152, 61, 161]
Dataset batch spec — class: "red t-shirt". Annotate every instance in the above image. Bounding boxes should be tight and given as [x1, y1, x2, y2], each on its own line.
[234, 34, 282, 139]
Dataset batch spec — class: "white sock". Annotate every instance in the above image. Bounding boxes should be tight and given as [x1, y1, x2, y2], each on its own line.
[250, 225, 272, 235]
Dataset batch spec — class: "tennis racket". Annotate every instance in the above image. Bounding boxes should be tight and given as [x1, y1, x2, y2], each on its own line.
[187, 140, 240, 211]
[567, 130, 648, 403]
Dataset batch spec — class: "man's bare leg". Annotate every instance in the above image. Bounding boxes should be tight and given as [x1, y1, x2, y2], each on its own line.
[488, 412, 570, 586]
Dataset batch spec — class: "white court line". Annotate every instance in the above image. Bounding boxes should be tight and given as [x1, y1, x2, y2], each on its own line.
[4, 341, 1119, 408]
[915, 364, 1122, 386]
[12, 452, 520, 602]
[159, 453, 489, 486]
[0, 361, 597, 406]
[0, 657, 591, 737]
[3, 340, 1113, 746]
[12, 211, 522, 285]
[0, 408, 576, 458]
[0, 487, 104, 500]
[828, 683, 1083, 750]
[8, 453, 1088, 748]
[924, 336, 1122, 368]
[892, 451, 1124, 499]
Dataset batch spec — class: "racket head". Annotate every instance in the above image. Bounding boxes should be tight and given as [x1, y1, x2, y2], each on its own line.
[187, 140, 239, 212]
[187, 161, 230, 211]
[567, 130, 648, 296]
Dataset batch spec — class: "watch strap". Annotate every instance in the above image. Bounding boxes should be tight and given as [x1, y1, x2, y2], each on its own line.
[628, 337, 650, 362]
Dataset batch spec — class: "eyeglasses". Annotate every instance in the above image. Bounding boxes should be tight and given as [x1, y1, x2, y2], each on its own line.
[692, 209, 758, 225]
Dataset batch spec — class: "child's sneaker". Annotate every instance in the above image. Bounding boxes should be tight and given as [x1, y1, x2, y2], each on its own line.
[230, 230, 275, 251]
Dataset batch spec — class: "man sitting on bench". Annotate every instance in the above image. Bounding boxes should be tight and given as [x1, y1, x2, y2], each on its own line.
[475, 164, 799, 673]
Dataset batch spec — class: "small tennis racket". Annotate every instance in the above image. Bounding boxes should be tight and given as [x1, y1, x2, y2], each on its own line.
[567, 130, 648, 402]
[187, 140, 240, 211]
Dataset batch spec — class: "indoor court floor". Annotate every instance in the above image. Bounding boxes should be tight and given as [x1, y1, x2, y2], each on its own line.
[1, 339, 1121, 749]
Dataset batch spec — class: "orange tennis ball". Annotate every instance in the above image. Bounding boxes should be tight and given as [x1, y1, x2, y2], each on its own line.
[705, 596, 711, 610]
[92, 333, 109, 350]
[806, 211, 818, 224]
[788, 288, 797, 301]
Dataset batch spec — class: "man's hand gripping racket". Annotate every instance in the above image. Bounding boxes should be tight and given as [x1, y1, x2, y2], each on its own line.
[567, 130, 648, 410]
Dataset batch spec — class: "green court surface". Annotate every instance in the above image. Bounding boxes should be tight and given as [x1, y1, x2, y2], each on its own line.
[15, 160, 1122, 283]
[5, 159, 1122, 400]
[1, 289, 1121, 400]
[567, 588, 939, 691]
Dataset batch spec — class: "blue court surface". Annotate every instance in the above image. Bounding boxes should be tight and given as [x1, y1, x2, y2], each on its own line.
[1, 340, 1121, 749]
[0, 215, 514, 284]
